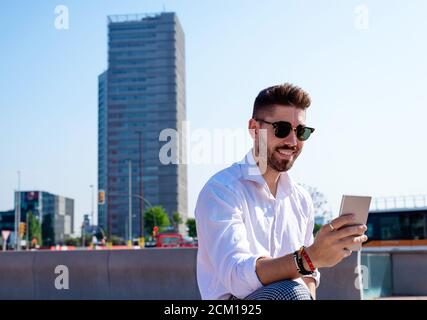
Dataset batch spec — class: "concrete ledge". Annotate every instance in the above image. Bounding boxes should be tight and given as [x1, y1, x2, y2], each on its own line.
[0, 249, 200, 300]
[33, 250, 111, 299]
[0, 252, 35, 299]
[0, 248, 358, 300]
[317, 252, 361, 300]
[392, 252, 427, 296]
[108, 249, 200, 299]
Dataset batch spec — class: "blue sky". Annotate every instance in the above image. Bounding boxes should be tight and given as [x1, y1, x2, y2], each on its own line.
[1, 0, 427, 233]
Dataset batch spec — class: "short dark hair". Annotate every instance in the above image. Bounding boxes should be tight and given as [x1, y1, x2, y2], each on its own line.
[252, 83, 311, 118]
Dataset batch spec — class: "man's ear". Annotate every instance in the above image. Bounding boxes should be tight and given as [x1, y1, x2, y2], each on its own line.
[248, 118, 258, 139]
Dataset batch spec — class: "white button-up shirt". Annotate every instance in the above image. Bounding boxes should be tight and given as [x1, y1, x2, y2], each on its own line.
[195, 150, 320, 300]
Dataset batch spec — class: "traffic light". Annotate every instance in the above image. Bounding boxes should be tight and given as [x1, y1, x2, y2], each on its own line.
[153, 226, 159, 236]
[98, 190, 105, 205]
[19, 222, 26, 238]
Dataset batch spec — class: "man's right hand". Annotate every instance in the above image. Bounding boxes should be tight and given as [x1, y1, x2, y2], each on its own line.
[305, 214, 368, 269]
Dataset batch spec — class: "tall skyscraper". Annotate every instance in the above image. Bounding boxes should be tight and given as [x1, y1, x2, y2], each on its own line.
[98, 12, 187, 240]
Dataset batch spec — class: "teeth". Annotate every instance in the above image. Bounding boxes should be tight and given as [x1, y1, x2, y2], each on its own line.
[277, 149, 293, 155]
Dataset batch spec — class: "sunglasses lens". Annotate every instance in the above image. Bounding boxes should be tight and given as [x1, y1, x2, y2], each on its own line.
[297, 127, 312, 141]
[275, 123, 292, 138]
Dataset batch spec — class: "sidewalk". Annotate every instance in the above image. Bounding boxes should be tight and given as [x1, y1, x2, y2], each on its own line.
[375, 296, 427, 300]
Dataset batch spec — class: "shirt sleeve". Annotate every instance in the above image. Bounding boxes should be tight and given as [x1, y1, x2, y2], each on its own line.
[195, 182, 265, 299]
[302, 195, 321, 288]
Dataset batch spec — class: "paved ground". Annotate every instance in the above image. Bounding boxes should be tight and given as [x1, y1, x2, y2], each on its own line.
[375, 296, 427, 300]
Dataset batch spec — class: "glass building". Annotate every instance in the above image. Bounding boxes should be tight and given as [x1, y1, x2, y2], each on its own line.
[7, 191, 74, 246]
[366, 208, 427, 241]
[0, 210, 15, 233]
[98, 12, 188, 240]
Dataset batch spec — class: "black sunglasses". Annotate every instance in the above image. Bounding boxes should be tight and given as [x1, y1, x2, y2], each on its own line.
[255, 119, 315, 141]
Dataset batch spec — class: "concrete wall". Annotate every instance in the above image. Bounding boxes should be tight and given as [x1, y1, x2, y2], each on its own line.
[0, 248, 360, 300]
[392, 252, 427, 296]
[317, 252, 362, 300]
[0, 249, 200, 300]
[362, 248, 427, 297]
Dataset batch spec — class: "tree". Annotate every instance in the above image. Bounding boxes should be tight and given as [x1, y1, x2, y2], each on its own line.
[313, 223, 322, 236]
[27, 211, 41, 248]
[172, 212, 183, 232]
[109, 235, 125, 246]
[186, 218, 197, 238]
[64, 237, 80, 246]
[299, 184, 332, 224]
[144, 206, 171, 236]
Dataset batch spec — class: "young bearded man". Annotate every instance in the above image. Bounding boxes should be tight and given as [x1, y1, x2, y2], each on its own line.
[195, 83, 368, 300]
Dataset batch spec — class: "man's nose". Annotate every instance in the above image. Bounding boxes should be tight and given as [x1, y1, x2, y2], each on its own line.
[283, 128, 298, 145]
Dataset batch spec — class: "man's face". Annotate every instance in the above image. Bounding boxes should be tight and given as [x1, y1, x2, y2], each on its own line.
[250, 105, 307, 172]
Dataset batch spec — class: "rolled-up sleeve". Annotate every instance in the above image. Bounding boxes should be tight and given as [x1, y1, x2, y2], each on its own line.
[195, 182, 264, 299]
[303, 197, 321, 287]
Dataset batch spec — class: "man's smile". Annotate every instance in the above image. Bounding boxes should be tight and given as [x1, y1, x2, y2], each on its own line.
[276, 148, 296, 160]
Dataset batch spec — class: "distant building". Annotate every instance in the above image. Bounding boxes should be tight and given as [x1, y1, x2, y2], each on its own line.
[365, 195, 427, 247]
[0, 210, 15, 247]
[16, 191, 74, 246]
[98, 12, 188, 240]
[0, 210, 14, 231]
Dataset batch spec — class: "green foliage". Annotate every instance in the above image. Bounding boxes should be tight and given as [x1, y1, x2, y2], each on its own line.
[64, 237, 80, 246]
[109, 235, 126, 245]
[172, 212, 183, 231]
[144, 206, 171, 236]
[27, 211, 42, 247]
[313, 223, 322, 236]
[186, 218, 197, 238]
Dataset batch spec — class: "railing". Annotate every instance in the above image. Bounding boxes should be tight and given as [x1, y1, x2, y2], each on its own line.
[371, 195, 427, 211]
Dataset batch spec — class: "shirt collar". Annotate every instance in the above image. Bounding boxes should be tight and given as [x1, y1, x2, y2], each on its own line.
[239, 149, 292, 194]
[239, 149, 265, 185]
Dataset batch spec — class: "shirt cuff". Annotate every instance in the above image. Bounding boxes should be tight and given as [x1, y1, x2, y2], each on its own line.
[238, 254, 267, 297]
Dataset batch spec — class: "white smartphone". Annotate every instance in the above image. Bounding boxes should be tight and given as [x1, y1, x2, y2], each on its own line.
[338, 195, 372, 251]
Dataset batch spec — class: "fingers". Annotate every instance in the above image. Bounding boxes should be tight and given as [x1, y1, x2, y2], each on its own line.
[342, 248, 352, 258]
[329, 213, 359, 230]
[339, 234, 368, 248]
[333, 224, 367, 240]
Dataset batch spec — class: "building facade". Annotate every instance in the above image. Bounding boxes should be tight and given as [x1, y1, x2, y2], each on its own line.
[0, 210, 15, 234]
[98, 12, 188, 240]
[14, 191, 74, 246]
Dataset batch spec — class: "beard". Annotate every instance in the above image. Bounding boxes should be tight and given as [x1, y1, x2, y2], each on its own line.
[267, 146, 300, 172]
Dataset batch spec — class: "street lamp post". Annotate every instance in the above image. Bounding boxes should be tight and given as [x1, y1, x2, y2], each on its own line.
[132, 194, 154, 235]
[26, 212, 29, 251]
[90, 185, 94, 228]
[81, 221, 85, 248]
[15, 171, 21, 251]
[135, 131, 144, 241]
[128, 159, 132, 246]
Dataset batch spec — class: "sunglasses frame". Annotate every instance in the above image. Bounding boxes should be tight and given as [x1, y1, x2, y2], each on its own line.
[255, 119, 315, 141]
